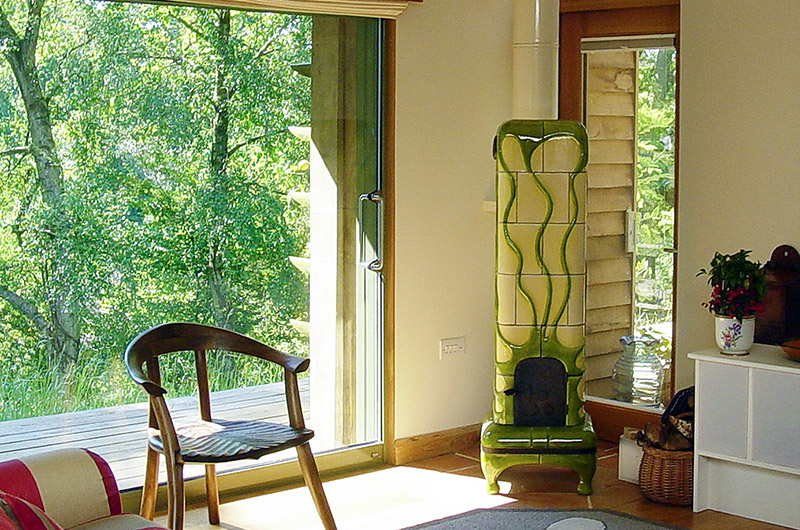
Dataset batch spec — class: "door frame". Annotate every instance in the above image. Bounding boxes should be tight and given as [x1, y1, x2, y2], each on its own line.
[558, 0, 679, 441]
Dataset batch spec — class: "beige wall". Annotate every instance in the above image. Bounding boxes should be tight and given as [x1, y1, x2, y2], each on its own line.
[394, 0, 513, 438]
[393, 0, 800, 439]
[676, 0, 800, 387]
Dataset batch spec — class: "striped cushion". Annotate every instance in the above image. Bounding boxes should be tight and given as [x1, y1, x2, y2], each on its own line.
[0, 449, 120, 529]
[0, 514, 16, 530]
[0, 501, 22, 530]
[69, 513, 166, 530]
[0, 493, 63, 530]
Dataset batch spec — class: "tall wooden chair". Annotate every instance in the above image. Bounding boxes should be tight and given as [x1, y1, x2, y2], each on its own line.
[124, 322, 336, 530]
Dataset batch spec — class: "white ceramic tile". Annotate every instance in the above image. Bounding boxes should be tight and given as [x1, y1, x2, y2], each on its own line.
[499, 135, 526, 173]
[572, 171, 587, 224]
[505, 224, 543, 275]
[529, 142, 544, 173]
[537, 223, 586, 276]
[495, 373, 512, 393]
[549, 275, 569, 326]
[494, 396, 503, 415]
[543, 136, 583, 172]
[568, 275, 586, 326]
[554, 325, 585, 349]
[514, 278, 533, 326]
[520, 274, 568, 327]
[516, 172, 546, 223]
[497, 224, 517, 275]
[566, 224, 586, 274]
[495, 334, 513, 363]
[517, 173, 570, 224]
[496, 274, 516, 326]
[497, 324, 534, 347]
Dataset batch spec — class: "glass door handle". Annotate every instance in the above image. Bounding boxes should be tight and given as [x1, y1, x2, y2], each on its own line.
[662, 248, 678, 254]
[358, 190, 383, 273]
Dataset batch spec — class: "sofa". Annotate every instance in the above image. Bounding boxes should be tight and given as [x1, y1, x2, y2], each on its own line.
[0, 448, 166, 530]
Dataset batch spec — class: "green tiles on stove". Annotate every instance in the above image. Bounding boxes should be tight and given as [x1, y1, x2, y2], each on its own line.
[482, 120, 596, 496]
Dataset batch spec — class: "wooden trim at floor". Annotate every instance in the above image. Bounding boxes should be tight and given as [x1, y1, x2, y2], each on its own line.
[585, 400, 660, 443]
[392, 424, 481, 465]
[391, 403, 661, 463]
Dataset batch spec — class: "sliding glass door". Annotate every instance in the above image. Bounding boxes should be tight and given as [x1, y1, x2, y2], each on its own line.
[0, 1, 385, 490]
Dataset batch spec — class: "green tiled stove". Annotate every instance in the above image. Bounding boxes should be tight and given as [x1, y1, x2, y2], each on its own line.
[480, 120, 597, 495]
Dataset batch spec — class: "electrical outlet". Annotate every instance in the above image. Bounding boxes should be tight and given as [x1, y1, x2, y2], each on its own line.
[440, 336, 466, 359]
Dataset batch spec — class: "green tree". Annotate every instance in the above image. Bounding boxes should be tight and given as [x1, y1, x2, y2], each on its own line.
[0, 0, 81, 370]
[635, 49, 675, 326]
[0, 0, 312, 419]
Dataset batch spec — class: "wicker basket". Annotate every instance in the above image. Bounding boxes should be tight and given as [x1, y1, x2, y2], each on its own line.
[638, 444, 693, 505]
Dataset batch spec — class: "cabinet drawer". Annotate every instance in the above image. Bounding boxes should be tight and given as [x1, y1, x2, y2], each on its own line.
[695, 361, 748, 458]
[751, 369, 800, 470]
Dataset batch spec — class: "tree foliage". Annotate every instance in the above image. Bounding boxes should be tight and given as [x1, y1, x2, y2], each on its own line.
[0, 0, 312, 420]
[635, 49, 675, 328]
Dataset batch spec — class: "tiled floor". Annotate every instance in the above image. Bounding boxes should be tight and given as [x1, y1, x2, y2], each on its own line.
[172, 441, 788, 529]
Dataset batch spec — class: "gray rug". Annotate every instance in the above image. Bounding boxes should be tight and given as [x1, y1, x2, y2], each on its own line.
[404, 509, 686, 530]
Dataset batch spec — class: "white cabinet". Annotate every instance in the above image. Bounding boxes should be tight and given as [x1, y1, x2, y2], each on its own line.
[690, 345, 800, 529]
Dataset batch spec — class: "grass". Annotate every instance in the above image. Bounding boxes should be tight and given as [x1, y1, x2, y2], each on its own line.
[0, 350, 289, 421]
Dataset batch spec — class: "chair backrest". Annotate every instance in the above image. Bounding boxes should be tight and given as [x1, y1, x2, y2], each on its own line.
[0, 448, 122, 529]
[124, 322, 309, 394]
[124, 322, 310, 428]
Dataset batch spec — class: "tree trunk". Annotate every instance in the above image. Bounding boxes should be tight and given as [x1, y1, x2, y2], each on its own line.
[207, 9, 234, 331]
[1, 4, 81, 370]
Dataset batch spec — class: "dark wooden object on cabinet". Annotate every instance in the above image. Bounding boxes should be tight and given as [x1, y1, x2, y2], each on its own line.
[755, 245, 800, 344]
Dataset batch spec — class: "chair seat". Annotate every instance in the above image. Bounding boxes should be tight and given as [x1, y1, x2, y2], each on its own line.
[148, 419, 314, 463]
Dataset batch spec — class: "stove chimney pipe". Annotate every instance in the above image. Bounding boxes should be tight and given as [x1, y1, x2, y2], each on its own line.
[512, 0, 559, 119]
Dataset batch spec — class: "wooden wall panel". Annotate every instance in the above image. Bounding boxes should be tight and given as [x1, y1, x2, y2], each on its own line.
[584, 50, 637, 385]
[587, 116, 635, 140]
[586, 92, 636, 116]
[587, 305, 632, 333]
[587, 281, 632, 310]
[585, 351, 620, 380]
[587, 164, 634, 188]
[587, 257, 632, 285]
[587, 212, 625, 237]
[588, 187, 633, 212]
[587, 234, 626, 259]
[586, 328, 626, 356]
[589, 141, 635, 165]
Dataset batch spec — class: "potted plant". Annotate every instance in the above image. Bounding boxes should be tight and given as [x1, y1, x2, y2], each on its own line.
[697, 249, 766, 355]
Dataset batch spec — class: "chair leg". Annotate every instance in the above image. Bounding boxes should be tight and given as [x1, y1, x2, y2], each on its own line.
[204, 464, 220, 525]
[140, 447, 160, 520]
[296, 443, 337, 530]
[165, 460, 185, 530]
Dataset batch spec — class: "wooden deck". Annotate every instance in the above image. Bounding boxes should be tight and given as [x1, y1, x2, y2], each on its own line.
[0, 379, 310, 491]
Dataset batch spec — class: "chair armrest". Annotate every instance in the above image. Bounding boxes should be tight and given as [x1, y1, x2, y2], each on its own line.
[279, 352, 310, 374]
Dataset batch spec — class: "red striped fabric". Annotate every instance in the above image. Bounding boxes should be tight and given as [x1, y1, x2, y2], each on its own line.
[0, 493, 63, 530]
[0, 462, 43, 511]
[0, 504, 20, 530]
[83, 451, 121, 516]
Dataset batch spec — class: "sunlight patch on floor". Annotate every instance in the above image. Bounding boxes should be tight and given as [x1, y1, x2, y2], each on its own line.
[173, 466, 513, 530]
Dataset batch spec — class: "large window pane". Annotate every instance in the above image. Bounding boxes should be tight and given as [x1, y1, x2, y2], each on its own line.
[0, 0, 382, 489]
